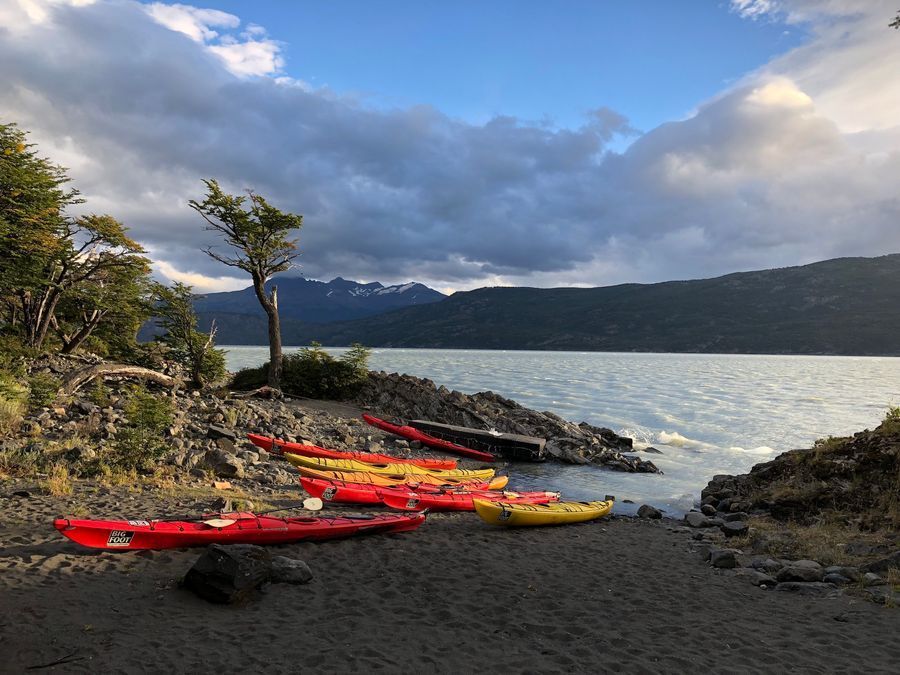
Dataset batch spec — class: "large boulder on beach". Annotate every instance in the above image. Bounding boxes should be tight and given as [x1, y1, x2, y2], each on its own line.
[684, 512, 712, 528]
[775, 560, 824, 583]
[637, 504, 662, 519]
[183, 544, 273, 604]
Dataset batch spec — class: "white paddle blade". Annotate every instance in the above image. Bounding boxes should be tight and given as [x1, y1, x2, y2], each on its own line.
[303, 497, 323, 511]
[202, 518, 237, 528]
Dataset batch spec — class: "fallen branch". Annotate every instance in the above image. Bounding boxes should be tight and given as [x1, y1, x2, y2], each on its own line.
[231, 385, 282, 400]
[59, 363, 181, 397]
[27, 651, 85, 670]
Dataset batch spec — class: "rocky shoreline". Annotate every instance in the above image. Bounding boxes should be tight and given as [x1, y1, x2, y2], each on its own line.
[671, 415, 900, 606]
[13, 355, 659, 485]
[4, 353, 898, 610]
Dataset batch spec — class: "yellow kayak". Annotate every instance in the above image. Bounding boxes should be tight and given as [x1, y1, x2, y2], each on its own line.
[284, 453, 495, 480]
[293, 465, 510, 490]
[472, 498, 614, 526]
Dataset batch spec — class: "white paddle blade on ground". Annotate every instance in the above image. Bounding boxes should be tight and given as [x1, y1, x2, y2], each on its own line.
[303, 498, 323, 511]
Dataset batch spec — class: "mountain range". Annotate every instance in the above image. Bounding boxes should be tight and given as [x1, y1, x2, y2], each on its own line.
[194, 276, 445, 324]
[194, 255, 900, 355]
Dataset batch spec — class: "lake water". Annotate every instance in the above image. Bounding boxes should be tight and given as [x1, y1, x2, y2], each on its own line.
[223, 347, 900, 515]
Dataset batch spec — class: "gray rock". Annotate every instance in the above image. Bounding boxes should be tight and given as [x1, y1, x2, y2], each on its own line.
[239, 450, 260, 464]
[710, 549, 737, 569]
[207, 425, 237, 442]
[205, 449, 245, 479]
[74, 400, 97, 415]
[641, 446, 663, 454]
[844, 541, 891, 557]
[700, 504, 717, 516]
[637, 504, 662, 519]
[822, 573, 852, 585]
[736, 569, 776, 587]
[863, 572, 883, 587]
[859, 550, 900, 575]
[684, 512, 712, 528]
[824, 565, 860, 582]
[864, 586, 897, 605]
[774, 582, 837, 596]
[183, 544, 272, 604]
[721, 521, 749, 538]
[215, 437, 236, 454]
[776, 560, 824, 583]
[722, 512, 748, 522]
[270, 557, 313, 585]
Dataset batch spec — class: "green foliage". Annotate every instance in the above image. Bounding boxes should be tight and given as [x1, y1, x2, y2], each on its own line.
[189, 179, 303, 279]
[881, 406, 900, 435]
[88, 380, 111, 408]
[232, 343, 371, 400]
[200, 346, 228, 385]
[110, 387, 174, 472]
[189, 178, 303, 388]
[0, 122, 153, 352]
[153, 282, 226, 387]
[0, 334, 36, 374]
[0, 370, 28, 403]
[0, 370, 28, 436]
[231, 364, 267, 390]
[27, 372, 59, 408]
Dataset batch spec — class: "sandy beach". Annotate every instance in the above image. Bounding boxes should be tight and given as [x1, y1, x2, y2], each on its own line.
[2, 480, 898, 674]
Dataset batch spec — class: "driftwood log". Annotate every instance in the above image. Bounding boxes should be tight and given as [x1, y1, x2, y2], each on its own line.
[231, 385, 282, 400]
[59, 363, 181, 396]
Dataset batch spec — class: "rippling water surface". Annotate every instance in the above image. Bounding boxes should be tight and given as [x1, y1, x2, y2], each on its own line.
[223, 347, 900, 515]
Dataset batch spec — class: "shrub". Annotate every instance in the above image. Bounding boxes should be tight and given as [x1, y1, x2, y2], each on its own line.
[89, 380, 112, 408]
[0, 370, 28, 436]
[882, 406, 900, 435]
[27, 372, 59, 408]
[43, 463, 73, 496]
[110, 387, 174, 472]
[232, 343, 371, 399]
[232, 364, 267, 390]
[0, 334, 36, 373]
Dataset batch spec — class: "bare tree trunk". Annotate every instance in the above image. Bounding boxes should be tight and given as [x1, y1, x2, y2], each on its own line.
[252, 277, 283, 389]
[59, 310, 104, 354]
[59, 363, 180, 397]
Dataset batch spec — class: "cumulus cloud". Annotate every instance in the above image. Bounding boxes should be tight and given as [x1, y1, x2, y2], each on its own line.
[0, 0, 898, 292]
[144, 1, 282, 77]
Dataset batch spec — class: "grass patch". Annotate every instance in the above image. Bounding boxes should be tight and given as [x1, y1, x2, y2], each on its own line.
[43, 463, 74, 496]
[0, 370, 28, 435]
[27, 372, 59, 409]
[734, 514, 894, 566]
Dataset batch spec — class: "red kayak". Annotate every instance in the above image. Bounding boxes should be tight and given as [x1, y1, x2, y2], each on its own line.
[54, 511, 426, 550]
[299, 477, 503, 505]
[362, 414, 495, 462]
[247, 433, 457, 470]
[380, 487, 560, 512]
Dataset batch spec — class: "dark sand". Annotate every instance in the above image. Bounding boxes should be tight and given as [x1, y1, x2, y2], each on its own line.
[1, 483, 899, 674]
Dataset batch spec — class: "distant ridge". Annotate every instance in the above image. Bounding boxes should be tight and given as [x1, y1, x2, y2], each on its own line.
[205, 254, 900, 355]
[193, 275, 445, 324]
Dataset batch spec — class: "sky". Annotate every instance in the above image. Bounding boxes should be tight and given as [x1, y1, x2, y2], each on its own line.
[0, 0, 899, 294]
